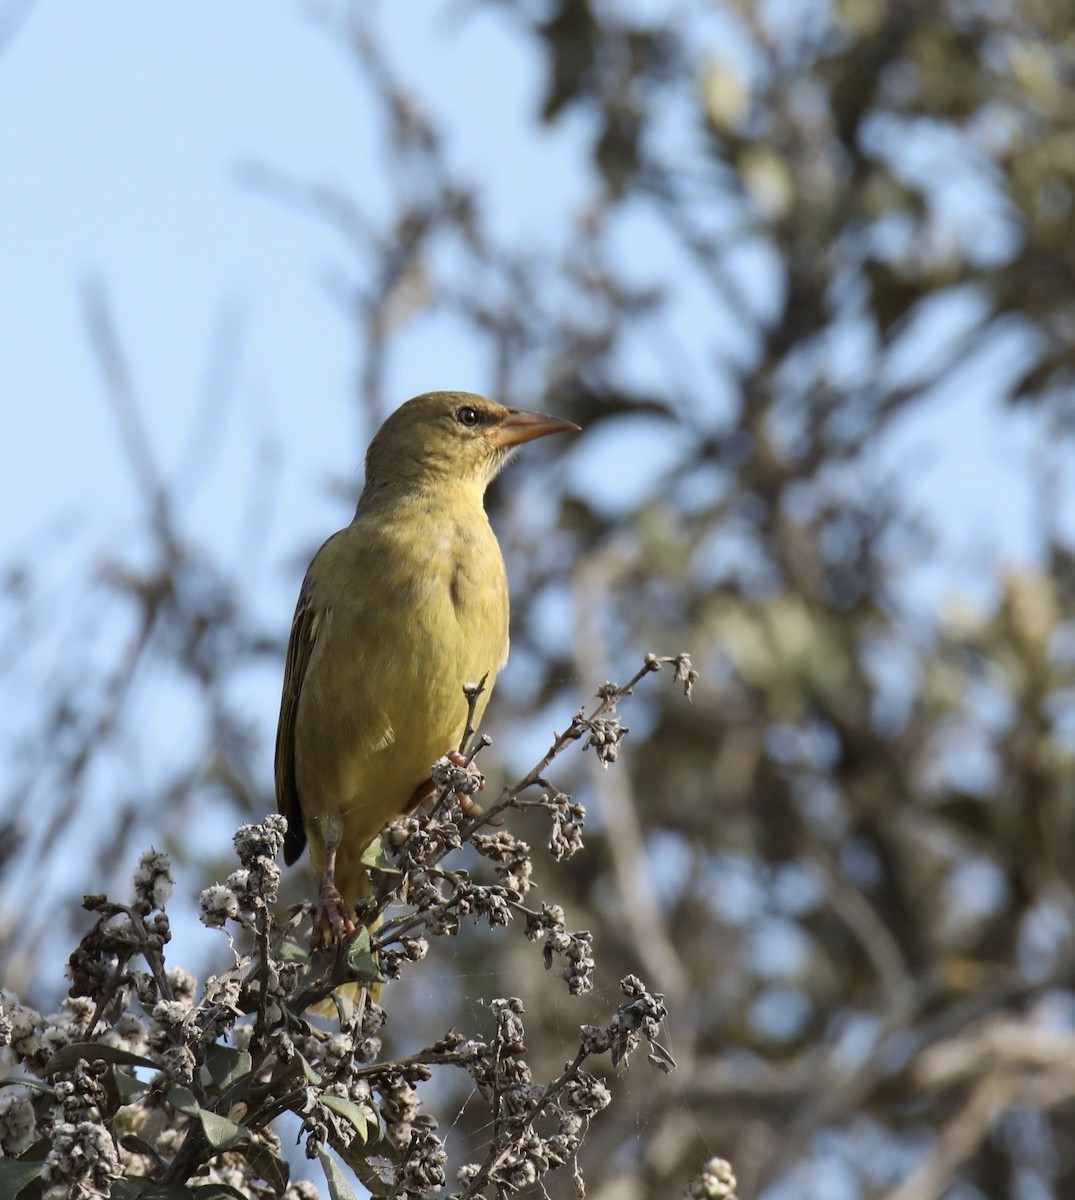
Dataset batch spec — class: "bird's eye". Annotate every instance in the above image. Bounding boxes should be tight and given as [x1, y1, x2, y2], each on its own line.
[456, 406, 480, 427]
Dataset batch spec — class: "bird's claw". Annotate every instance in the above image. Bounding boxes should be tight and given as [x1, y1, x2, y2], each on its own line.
[405, 750, 492, 817]
[447, 751, 486, 800]
[445, 752, 502, 824]
[310, 883, 355, 951]
[446, 750, 482, 778]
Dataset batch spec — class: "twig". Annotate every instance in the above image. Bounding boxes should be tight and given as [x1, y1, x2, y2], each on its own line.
[458, 675, 489, 755]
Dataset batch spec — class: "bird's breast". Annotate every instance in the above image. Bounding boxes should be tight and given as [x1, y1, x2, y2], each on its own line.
[296, 489, 515, 895]
[332, 500, 508, 790]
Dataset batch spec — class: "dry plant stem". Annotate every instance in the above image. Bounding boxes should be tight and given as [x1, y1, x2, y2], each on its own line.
[458, 675, 489, 755]
[368, 654, 683, 944]
[459, 1048, 590, 1200]
[375, 888, 550, 948]
[349, 1047, 462, 1082]
[287, 955, 355, 1015]
[462, 653, 674, 835]
[8, 655, 689, 1199]
[251, 903, 273, 1050]
[83, 901, 174, 1033]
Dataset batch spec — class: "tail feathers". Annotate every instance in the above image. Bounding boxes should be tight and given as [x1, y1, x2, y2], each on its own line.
[307, 978, 378, 1019]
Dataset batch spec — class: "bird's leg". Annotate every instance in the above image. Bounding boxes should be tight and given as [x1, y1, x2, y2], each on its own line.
[310, 840, 355, 951]
[445, 750, 488, 819]
[404, 750, 493, 821]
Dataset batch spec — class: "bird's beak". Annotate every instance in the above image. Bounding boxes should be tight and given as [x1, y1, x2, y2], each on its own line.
[489, 408, 581, 448]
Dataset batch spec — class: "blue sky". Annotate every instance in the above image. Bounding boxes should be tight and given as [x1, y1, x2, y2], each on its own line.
[1, 2, 590, 576]
[0, 0, 620, 1010]
[2, 0, 1064, 969]
[2, 3, 1069, 1193]
[2, 0, 1057, 607]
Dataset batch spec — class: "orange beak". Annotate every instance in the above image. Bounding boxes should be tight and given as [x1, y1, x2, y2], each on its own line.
[489, 407, 581, 448]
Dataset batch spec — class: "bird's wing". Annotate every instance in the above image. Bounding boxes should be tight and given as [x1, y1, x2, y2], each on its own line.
[275, 580, 321, 866]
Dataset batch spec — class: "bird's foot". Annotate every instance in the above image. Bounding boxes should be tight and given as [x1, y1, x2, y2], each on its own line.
[404, 751, 498, 823]
[446, 751, 501, 824]
[310, 883, 355, 951]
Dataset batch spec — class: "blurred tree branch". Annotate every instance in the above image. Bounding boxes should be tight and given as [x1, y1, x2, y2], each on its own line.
[3, 0, 1075, 1194]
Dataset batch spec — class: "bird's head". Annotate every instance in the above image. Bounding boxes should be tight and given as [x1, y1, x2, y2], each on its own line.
[360, 391, 579, 505]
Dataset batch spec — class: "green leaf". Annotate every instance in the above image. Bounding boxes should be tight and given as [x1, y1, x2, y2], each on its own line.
[203, 1043, 252, 1094]
[265, 1053, 301, 1084]
[295, 1053, 323, 1085]
[0, 1159, 42, 1198]
[322, 1094, 375, 1143]
[109, 1180, 162, 1199]
[17, 1135, 52, 1161]
[317, 1147, 358, 1200]
[166, 1086, 251, 1152]
[108, 1065, 148, 1105]
[136, 1187, 198, 1200]
[344, 925, 370, 955]
[334, 1145, 392, 1198]
[119, 1133, 167, 1171]
[342, 929, 384, 985]
[0, 1076, 55, 1097]
[43, 1042, 158, 1077]
[190, 1186, 251, 1200]
[331, 989, 355, 1024]
[238, 1143, 290, 1193]
[196, 1109, 251, 1152]
[360, 835, 390, 870]
[167, 1085, 201, 1116]
[276, 932, 311, 963]
[266, 1050, 321, 1092]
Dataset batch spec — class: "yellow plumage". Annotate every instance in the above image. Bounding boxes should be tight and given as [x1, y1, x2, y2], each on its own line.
[274, 391, 577, 950]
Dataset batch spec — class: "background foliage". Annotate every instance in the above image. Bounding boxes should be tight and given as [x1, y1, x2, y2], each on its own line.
[3, 0, 1075, 1196]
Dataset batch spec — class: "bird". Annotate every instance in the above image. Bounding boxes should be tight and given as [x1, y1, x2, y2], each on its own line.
[275, 390, 579, 955]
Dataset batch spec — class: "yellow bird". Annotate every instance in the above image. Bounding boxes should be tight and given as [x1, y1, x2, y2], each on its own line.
[275, 391, 579, 948]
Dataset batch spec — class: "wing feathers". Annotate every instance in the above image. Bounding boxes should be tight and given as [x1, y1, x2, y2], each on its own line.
[275, 590, 320, 866]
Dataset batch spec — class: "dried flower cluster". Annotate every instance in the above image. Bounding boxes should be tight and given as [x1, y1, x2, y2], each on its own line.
[684, 1157, 738, 1200]
[0, 655, 708, 1199]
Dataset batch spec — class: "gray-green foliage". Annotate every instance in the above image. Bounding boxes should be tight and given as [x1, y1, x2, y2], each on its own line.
[0, 663, 690, 1199]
